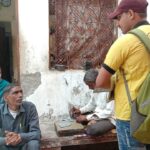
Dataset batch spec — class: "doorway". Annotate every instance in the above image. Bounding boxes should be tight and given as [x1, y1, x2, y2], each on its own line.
[0, 21, 13, 82]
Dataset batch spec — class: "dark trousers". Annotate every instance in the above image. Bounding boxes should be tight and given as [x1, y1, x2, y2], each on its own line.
[0, 140, 40, 150]
[85, 119, 115, 136]
[146, 144, 150, 150]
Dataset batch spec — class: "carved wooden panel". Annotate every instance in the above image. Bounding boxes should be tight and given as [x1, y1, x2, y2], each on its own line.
[50, 0, 117, 69]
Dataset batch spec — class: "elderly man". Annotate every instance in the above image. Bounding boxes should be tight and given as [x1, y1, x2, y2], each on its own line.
[95, 0, 150, 149]
[71, 69, 115, 136]
[0, 84, 41, 150]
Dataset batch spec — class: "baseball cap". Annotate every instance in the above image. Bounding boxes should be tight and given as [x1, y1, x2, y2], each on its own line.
[108, 0, 148, 19]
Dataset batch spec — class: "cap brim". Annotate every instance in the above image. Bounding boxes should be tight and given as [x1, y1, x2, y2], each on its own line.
[108, 9, 122, 19]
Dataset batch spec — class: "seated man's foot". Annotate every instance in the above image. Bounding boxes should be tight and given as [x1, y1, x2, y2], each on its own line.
[87, 120, 97, 126]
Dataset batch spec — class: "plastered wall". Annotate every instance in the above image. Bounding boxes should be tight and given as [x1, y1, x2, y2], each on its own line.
[17, 0, 150, 121]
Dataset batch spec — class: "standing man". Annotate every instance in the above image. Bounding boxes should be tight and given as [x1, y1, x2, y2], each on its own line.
[0, 84, 41, 150]
[95, 0, 150, 149]
[0, 66, 10, 104]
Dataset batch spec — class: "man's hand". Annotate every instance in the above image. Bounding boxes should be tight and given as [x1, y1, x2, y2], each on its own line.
[70, 107, 81, 119]
[76, 115, 88, 123]
[5, 131, 22, 146]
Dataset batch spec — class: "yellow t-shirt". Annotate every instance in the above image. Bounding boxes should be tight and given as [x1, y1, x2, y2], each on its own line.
[104, 25, 150, 120]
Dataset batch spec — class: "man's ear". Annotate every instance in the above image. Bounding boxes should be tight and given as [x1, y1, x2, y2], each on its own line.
[128, 9, 135, 20]
[3, 94, 8, 102]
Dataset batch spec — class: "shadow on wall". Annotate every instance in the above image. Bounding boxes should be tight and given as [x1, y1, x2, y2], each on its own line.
[21, 72, 41, 98]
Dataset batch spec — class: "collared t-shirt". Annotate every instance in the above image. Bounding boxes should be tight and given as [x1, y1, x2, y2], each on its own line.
[0, 101, 41, 147]
[104, 25, 150, 120]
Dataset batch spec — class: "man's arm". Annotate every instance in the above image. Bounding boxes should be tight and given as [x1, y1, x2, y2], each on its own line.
[85, 92, 114, 121]
[0, 110, 6, 146]
[80, 95, 96, 114]
[19, 103, 41, 143]
[95, 67, 112, 89]
[93, 100, 114, 119]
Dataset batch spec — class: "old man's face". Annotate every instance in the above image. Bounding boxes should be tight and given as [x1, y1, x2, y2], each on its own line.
[4, 86, 23, 111]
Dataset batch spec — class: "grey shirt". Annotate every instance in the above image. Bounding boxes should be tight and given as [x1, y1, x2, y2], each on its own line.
[0, 101, 41, 146]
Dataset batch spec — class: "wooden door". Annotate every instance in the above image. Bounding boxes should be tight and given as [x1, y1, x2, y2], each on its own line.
[50, 0, 117, 69]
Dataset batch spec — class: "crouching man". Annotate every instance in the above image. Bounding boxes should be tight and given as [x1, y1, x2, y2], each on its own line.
[71, 69, 115, 136]
[0, 84, 41, 150]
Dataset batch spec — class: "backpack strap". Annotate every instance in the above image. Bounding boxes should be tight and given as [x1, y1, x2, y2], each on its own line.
[128, 28, 150, 52]
[122, 70, 133, 106]
[123, 28, 150, 106]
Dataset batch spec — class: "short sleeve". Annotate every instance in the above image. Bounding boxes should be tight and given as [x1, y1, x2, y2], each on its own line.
[104, 35, 130, 71]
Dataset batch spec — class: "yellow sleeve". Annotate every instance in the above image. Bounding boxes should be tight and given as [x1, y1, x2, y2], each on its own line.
[104, 35, 129, 71]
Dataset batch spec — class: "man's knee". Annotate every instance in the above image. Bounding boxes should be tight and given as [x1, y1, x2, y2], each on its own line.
[86, 120, 114, 136]
[27, 140, 40, 150]
[86, 125, 99, 135]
